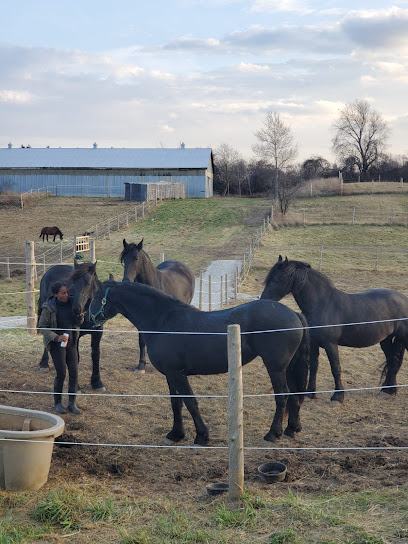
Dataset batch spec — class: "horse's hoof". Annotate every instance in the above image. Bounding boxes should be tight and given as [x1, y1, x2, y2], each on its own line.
[330, 400, 342, 407]
[379, 389, 396, 397]
[39, 367, 49, 373]
[134, 368, 145, 375]
[164, 437, 175, 445]
[94, 386, 106, 393]
[263, 432, 281, 443]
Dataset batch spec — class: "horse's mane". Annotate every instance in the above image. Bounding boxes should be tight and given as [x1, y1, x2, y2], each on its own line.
[69, 262, 96, 281]
[265, 259, 311, 295]
[109, 280, 197, 311]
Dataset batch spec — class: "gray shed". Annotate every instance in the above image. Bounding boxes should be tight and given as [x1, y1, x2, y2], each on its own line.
[0, 145, 214, 198]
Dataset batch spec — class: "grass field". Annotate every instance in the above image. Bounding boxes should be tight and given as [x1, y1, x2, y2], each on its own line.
[1, 187, 408, 543]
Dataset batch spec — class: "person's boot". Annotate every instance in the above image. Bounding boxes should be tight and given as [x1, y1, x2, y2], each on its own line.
[68, 381, 81, 414]
[54, 377, 66, 414]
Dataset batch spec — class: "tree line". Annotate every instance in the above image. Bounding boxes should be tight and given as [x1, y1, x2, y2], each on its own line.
[213, 99, 408, 213]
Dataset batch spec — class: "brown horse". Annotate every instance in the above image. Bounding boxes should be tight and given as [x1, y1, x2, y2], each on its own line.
[40, 226, 64, 242]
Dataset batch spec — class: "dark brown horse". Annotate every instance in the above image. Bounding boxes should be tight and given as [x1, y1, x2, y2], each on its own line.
[261, 255, 408, 403]
[120, 238, 195, 373]
[40, 226, 64, 242]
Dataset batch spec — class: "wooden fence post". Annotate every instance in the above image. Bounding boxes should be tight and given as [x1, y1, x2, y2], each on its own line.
[225, 273, 228, 305]
[90, 241, 96, 263]
[160, 252, 165, 263]
[199, 271, 203, 310]
[220, 276, 224, 307]
[25, 241, 36, 335]
[227, 323, 244, 501]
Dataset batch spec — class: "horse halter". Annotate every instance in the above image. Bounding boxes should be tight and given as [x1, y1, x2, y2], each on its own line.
[89, 287, 110, 327]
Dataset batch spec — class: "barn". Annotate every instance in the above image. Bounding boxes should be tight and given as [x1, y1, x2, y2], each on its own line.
[0, 143, 214, 198]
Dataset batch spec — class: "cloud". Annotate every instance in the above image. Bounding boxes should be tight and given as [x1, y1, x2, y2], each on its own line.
[341, 7, 408, 51]
[0, 90, 33, 103]
[249, 0, 313, 14]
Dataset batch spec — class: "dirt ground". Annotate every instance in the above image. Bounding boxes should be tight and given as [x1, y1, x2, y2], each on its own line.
[1, 315, 408, 500]
[1, 196, 408, 500]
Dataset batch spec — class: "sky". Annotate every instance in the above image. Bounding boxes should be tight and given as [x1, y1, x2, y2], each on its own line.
[1, 0, 408, 163]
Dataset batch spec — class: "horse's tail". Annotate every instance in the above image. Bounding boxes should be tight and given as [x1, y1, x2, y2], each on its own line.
[286, 312, 310, 402]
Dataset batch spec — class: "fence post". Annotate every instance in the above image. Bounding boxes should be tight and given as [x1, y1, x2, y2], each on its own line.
[352, 207, 355, 225]
[209, 275, 212, 311]
[319, 245, 323, 271]
[225, 273, 228, 305]
[90, 240, 96, 263]
[199, 271, 203, 310]
[159, 252, 165, 263]
[303, 209, 305, 226]
[20, 193, 24, 209]
[25, 241, 36, 335]
[220, 276, 223, 308]
[108, 219, 110, 238]
[135, 206, 138, 222]
[227, 323, 244, 502]
[271, 205, 274, 223]
[310, 182, 313, 197]
[59, 242, 63, 263]
[374, 248, 378, 271]
[43, 254, 46, 275]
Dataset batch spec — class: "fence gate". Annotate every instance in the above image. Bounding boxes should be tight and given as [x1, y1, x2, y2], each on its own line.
[74, 236, 90, 254]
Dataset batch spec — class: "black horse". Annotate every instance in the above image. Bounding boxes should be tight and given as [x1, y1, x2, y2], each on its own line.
[89, 278, 310, 445]
[37, 260, 105, 392]
[120, 238, 195, 373]
[40, 226, 64, 242]
[261, 255, 408, 403]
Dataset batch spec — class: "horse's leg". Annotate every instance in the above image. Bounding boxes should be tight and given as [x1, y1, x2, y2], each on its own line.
[284, 372, 302, 438]
[134, 333, 147, 374]
[381, 336, 404, 395]
[164, 376, 185, 444]
[325, 343, 344, 403]
[263, 368, 289, 442]
[89, 330, 106, 392]
[306, 342, 319, 399]
[165, 373, 209, 446]
[39, 348, 50, 370]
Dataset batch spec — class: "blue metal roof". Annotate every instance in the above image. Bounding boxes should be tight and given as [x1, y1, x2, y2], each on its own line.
[0, 147, 213, 169]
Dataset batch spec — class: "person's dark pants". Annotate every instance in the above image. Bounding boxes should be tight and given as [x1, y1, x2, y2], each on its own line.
[50, 341, 79, 407]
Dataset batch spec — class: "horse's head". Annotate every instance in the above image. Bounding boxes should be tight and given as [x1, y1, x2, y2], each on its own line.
[56, 227, 63, 240]
[89, 275, 117, 327]
[120, 238, 144, 282]
[260, 255, 311, 301]
[70, 260, 101, 318]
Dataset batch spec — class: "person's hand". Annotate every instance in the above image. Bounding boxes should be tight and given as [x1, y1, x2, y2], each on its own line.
[57, 335, 67, 342]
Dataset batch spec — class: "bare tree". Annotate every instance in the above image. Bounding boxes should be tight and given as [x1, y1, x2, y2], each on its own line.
[213, 143, 243, 196]
[252, 111, 299, 196]
[331, 99, 390, 176]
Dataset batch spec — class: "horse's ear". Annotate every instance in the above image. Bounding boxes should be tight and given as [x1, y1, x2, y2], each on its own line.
[278, 255, 283, 262]
[123, 239, 128, 248]
[109, 273, 115, 281]
[284, 257, 289, 264]
[137, 239, 144, 250]
[90, 262, 97, 273]
[74, 258, 79, 268]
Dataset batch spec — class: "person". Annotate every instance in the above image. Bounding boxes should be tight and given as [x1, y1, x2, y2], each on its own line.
[38, 281, 81, 415]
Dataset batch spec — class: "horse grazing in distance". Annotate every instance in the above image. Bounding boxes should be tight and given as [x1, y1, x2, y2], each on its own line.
[37, 260, 105, 392]
[40, 226, 64, 242]
[261, 255, 408, 404]
[120, 238, 195, 373]
[89, 278, 310, 445]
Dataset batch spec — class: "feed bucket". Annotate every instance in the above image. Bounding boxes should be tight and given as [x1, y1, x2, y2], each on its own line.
[0, 405, 65, 491]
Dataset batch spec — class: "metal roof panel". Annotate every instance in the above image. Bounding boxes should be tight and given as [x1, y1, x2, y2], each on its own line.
[0, 147, 213, 169]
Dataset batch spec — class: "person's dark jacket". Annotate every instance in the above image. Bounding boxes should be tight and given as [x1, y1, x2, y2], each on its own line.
[38, 296, 79, 350]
